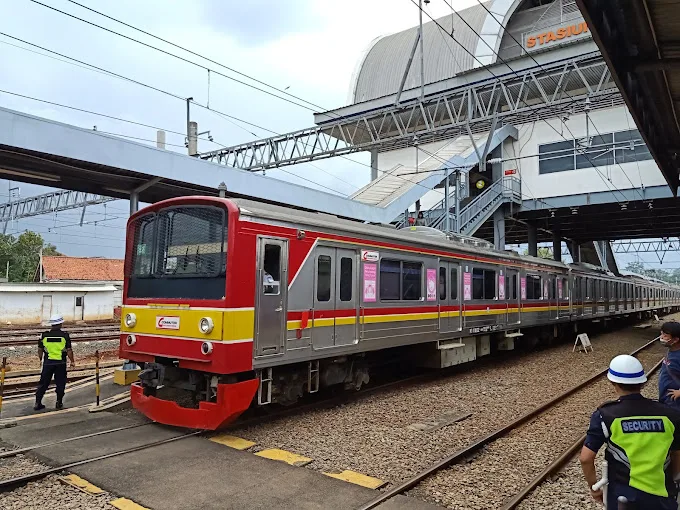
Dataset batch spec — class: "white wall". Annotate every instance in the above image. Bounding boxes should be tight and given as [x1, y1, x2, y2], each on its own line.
[0, 289, 115, 325]
[507, 106, 667, 200]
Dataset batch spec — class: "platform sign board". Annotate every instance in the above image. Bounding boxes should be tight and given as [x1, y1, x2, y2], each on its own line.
[463, 272, 472, 301]
[363, 263, 377, 302]
[498, 274, 505, 300]
[573, 333, 593, 353]
[426, 269, 437, 301]
[520, 277, 527, 300]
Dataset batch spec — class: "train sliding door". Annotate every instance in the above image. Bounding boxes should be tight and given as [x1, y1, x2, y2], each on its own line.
[439, 262, 461, 334]
[506, 269, 520, 324]
[255, 237, 288, 357]
[312, 247, 358, 350]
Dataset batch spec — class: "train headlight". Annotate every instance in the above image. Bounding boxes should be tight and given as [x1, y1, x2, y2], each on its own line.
[126, 334, 136, 347]
[199, 317, 214, 334]
[124, 313, 137, 328]
[201, 341, 213, 355]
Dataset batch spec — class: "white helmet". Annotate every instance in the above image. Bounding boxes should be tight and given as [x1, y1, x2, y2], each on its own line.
[48, 314, 64, 326]
[607, 355, 647, 385]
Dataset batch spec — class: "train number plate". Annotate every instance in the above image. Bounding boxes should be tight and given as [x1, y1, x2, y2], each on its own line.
[156, 316, 180, 330]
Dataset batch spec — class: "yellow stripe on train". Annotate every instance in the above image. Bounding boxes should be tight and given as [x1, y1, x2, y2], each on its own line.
[120, 306, 254, 342]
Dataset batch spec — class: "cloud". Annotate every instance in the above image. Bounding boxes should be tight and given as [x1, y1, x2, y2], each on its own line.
[198, 0, 320, 46]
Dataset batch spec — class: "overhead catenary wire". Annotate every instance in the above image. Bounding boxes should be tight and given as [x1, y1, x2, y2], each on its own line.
[62, 0, 333, 114]
[27, 0, 323, 114]
[0, 33, 363, 194]
[411, 0, 630, 204]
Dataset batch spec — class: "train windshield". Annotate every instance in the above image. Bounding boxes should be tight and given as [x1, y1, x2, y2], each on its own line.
[127, 206, 227, 300]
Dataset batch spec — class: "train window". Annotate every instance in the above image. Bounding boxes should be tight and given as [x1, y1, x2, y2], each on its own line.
[379, 260, 422, 301]
[526, 275, 541, 299]
[379, 260, 401, 300]
[549, 278, 556, 300]
[439, 267, 447, 301]
[561, 278, 569, 299]
[339, 257, 353, 302]
[451, 267, 458, 300]
[402, 262, 422, 300]
[472, 268, 496, 300]
[505, 274, 517, 300]
[263, 244, 282, 296]
[317, 255, 332, 302]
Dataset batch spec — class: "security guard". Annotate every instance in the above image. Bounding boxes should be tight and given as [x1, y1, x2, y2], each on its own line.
[659, 321, 680, 408]
[580, 355, 680, 509]
[34, 315, 75, 411]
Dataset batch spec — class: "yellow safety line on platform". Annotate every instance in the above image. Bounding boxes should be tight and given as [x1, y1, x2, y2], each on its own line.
[322, 470, 386, 490]
[110, 498, 150, 510]
[59, 474, 106, 495]
[209, 434, 256, 450]
[254, 448, 313, 467]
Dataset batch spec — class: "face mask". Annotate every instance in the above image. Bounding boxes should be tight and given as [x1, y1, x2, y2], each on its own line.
[661, 337, 677, 347]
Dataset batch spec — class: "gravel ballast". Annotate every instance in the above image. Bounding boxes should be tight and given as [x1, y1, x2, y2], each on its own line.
[0, 448, 114, 510]
[232, 315, 679, 507]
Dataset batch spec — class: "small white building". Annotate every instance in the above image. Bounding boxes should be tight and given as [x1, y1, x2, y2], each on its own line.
[0, 282, 116, 325]
[35, 255, 124, 309]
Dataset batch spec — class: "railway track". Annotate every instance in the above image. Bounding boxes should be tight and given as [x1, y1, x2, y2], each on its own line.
[498, 357, 664, 510]
[356, 336, 664, 510]
[0, 327, 120, 347]
[1, 363, 119, 400]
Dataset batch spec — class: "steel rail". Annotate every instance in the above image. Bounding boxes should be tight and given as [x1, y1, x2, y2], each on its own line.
[0, 429, 203, 492]
[0, 334, 119, 347]
[498, 357, 665, 510]
[355, 336, 661, 510]
[0, 422, 151, 459]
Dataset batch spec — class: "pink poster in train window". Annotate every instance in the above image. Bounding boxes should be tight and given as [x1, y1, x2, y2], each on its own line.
[363, 263, 377, 302]
[543, 280, 549, 300]
[463, 272, 472, 301]
[558, 279, 563, 299]
[498, 274, 505, 300]
[426, 269, 437, 301]
[520, 277, 527, 299]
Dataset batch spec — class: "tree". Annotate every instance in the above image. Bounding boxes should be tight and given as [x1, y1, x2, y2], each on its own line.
[0, 231, 61, 282]
[522, 247, 553, 259]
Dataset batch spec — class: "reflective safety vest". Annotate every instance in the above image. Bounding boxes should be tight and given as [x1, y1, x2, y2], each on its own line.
[598, 396, 680, 498]
[41, 335, 67, 362]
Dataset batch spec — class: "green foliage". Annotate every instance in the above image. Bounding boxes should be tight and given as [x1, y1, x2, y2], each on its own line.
[624, 261, 680, 284]
[0, 231, 61, 282]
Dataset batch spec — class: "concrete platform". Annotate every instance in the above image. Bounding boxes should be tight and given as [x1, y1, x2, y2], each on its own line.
[0, 410, 444, 510]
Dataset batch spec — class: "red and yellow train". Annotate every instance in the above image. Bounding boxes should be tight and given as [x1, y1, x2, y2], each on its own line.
[119, 196, 679, 429]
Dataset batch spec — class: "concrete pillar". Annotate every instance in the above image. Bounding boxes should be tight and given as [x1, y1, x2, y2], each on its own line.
[552, 229, 561, 262]
[493, 206, 505, 251]
[188, 121, 198, 156]
[527, 221, 538, 257]
[569, 240, 581, 263]
[370, 149, 379, 182]
[129, 191, 139, 215]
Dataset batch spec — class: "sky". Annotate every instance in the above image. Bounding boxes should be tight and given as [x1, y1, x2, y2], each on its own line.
[0, 0, 676, 271]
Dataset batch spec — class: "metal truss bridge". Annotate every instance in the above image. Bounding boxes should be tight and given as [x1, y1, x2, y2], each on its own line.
[200, 53, 621, 172]
[0, 190, 116, 233]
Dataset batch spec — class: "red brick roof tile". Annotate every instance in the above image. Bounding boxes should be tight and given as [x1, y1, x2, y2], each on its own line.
[41, 255, 123, 282]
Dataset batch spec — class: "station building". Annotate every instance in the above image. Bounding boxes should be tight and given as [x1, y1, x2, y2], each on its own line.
[311, 0, 673, 265]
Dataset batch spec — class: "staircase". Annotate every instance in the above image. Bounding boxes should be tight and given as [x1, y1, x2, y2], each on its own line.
[418, 175, 522, 235]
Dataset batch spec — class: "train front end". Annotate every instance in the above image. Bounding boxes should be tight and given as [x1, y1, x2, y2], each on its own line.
[119, 197, 258, 430]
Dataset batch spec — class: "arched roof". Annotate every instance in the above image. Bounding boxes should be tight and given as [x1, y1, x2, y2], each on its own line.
[349, 0, 524, 104]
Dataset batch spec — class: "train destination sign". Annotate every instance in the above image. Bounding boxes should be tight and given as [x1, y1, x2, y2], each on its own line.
[525, 21, 589, 50]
